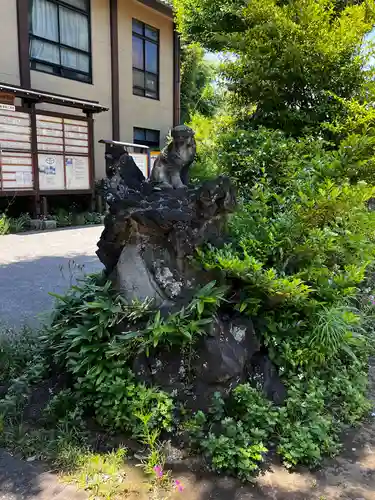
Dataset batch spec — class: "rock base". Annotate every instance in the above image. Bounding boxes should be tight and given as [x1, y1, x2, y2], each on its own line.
[133, 315, 286, 411]
[97, 171, 286, 410]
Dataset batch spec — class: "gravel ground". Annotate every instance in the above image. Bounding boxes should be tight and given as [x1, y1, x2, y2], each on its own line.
[0, 226, 103, 329]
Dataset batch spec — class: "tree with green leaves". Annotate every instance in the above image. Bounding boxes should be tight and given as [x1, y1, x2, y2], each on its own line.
[180, 43, 221, 123]
[174, 0, 375, 135]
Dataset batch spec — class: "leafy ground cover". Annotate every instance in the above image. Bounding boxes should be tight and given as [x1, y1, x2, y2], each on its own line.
[0, 210, 103, 235]
[1, 281, 375, 499]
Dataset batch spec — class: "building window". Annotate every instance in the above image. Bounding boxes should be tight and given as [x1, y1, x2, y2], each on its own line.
[132, 19, 159, 100]
[134, 127, 160, 149]
[29, 0, 92, 83]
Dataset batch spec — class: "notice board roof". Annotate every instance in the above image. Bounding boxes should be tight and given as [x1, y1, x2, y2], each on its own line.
[0, 83, 109, 114]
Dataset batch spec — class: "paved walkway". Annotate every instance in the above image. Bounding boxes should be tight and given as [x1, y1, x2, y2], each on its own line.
[0, 227, 102, 498]
[0, 226, 103, 329]
[0, 451, 87, 500]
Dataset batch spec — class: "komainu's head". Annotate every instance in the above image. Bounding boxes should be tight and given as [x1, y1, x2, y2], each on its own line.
[170, 125, 196, 152]
[171, 125, 195, 139]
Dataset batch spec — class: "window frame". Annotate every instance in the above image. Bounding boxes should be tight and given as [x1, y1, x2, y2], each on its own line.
[133, 127, 160, 149]
[132, 19, 160, 100]
[29, 0, 93, 84]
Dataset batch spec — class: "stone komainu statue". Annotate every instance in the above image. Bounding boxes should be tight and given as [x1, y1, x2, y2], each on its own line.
[150, 125, 196, 188]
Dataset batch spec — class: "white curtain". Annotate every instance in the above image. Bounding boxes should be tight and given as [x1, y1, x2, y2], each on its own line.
[60, 6, 89, 72]
[30, 0, 59, 63]
[30, 0, 89, 73]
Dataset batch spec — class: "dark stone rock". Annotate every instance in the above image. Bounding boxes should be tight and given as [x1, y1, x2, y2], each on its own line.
[194, 316, 247, 385]
[22, 374, 68, 423]
[132, 352, 152, 385]
[96, 128, 286, 410]
[229, 316, 260, 359]
[0, 383, 9, 398]
[368, 197, 375, 211]
[250, 353, 287, 405]
[97, 175, 236, 305]
[131, 314, 269, 412]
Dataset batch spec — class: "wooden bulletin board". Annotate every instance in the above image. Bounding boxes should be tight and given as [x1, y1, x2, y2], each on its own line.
[36, 114, 90, 192]
[0, 108, 33, 191]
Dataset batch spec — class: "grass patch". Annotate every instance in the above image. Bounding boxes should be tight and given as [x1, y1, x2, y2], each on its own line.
[0, 326, 41, 383]
[0, 324, 185, 499]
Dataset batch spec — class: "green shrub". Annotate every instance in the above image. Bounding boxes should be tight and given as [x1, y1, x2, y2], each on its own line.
[84, 212, 102, 225]
[93, 368, 174, 436]
[187, 362, 371, 474]
[55, 208, 73, 227]
[188, 113, 222, 182]
[190, 112, 375, 476]
[45, 276, 227, 438]
[202, 421, 268, 481]
[308, 305, 366, 365]
[187, 390, 270, 480]
[0, 356, 47, 420]
[216, 127, 320, 189]
[0, 327, 42, 383]
[276, 379, 338, 468]
[175, 0, 375, 135]
[0, 213, 10, 235]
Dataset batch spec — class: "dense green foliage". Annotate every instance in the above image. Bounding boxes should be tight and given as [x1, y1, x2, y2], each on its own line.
[172, 0, 375, 481]
[0, 210, 102, 235]
[187, 357, 371, 474]
[180, 43, 221, 123]
[175, 0, 375, 135]
[43, 276, 227, 438]
[0, 213, 31, 235]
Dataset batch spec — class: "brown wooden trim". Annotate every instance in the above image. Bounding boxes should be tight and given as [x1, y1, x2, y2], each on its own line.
[136, 0, 173, 19]
[36, 140, 64, 146]
[62, 119, 67, 189]
[0, 150, 3, 194]
[0, 190, 35, 197]
[39, 189, 93, 195]
[16, 0, 31, 89]
[35, 109, 88, 121]
[110, 0, 120, 141]
[0, 138, 31, 144]
[173, 24, 181, 126]
[86, 112, 96, 192]
[30, 103, 40, 215]
[2, 171, 28, 175]
[0, 82, 108, 113]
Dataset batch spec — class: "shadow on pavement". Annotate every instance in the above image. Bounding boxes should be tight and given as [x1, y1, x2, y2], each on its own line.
[0, 450, 87, 500]
[0, 255, 103, 329]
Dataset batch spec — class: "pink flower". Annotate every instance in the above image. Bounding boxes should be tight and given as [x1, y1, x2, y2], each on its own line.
[174, 479, 184, 492]
[153, 465, 163, 478]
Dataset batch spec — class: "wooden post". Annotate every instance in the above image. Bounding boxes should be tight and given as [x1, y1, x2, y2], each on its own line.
[16, 0, 31, 89]
[86, 112, 96, 210]
[29, 103, 40, 217]
[41, 196, 48, 216]
[110, 0, 120, 141]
